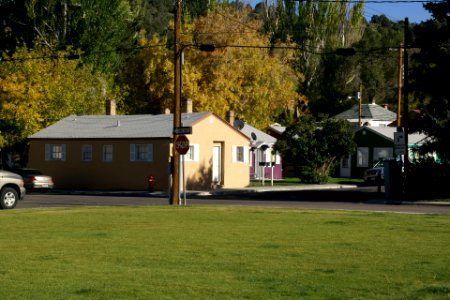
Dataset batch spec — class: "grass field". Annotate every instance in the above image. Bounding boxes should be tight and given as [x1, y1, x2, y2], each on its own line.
[249, 177, 364, 187]
[1, 206, 449, 299]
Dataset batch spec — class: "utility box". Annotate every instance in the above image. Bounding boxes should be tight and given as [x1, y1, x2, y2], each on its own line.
[384, 159, 402, 198]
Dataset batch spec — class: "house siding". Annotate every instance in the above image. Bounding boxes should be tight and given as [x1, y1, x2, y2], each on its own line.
[351, 128, 394, 178]
[29, 138, 171, 190]
[28, 113, 250, 191]
[182, 115, 250, 189]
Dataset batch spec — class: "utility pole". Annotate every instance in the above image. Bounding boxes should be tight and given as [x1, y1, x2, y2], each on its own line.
[403, 18, 410, 194]
[171, 0, 182, 205]
[358, 84, 362, 127]
[397, 44, 403, 129]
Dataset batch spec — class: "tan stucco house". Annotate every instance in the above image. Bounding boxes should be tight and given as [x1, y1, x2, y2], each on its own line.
[28, 112, 250, 191]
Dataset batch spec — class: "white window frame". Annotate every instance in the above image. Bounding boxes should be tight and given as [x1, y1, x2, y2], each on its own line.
[102, 145, 113, 162]
[357, 147, 369, 167]
[232, 145, 248, 163]
[274, 153, 281, 165]
[185, 144, 199, 162]
[130, 144, 153, 162]
[45, 144, 66, 161]
[81, 144, 92, 162]
[373, 147, 393, 163]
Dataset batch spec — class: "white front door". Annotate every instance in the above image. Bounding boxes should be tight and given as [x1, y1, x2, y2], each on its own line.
[212, 144, 222, 184]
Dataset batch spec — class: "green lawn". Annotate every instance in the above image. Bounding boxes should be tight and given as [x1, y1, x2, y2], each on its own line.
[249, 177, 364, 187]
[1, 206, 449, 299]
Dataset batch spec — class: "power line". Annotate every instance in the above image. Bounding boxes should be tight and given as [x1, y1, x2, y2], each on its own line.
[290, 0, 443, 3]
[0, 43, 171, 62]
[2, 40, 446, 62]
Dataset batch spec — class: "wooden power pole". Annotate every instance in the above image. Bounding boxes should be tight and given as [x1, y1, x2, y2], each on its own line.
[171, 0, 182, 205]
[397, 44, 403, 129]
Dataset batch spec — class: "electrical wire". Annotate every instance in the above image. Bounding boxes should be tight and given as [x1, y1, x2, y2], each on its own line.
[1, 41, 444, 62]
[284, 0, 443, 3]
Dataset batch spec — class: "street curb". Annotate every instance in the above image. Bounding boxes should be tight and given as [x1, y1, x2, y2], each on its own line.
[49, 185, 450, 206]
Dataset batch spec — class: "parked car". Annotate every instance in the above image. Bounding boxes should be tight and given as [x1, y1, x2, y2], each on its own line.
[0, 169, 26, 209]
[363, 161, 384, 184]
[9, 168, 54, 191]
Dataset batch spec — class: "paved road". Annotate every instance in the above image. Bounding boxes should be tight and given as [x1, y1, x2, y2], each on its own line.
[16, 187, 450, 215]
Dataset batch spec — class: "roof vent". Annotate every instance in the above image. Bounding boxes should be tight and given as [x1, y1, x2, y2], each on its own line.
[117, 119, 121, 127]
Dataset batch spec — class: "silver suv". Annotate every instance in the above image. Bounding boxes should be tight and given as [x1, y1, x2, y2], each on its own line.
[0, 169, 26, 209]
[363, 161, 384, 184]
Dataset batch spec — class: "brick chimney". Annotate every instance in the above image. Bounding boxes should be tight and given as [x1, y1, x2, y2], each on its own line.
[182, 98, 193, 113]
[226, 110, 235, 125]
[105, 99, 116, 115]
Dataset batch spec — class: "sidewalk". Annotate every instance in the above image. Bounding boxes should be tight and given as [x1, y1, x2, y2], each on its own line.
[51, 183, 358, 197]
[190, 183, 359, 196]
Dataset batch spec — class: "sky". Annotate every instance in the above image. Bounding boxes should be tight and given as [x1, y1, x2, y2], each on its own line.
[248, 0, 432, 24]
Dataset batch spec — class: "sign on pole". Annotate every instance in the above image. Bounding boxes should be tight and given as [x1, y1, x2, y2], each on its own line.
[394, 131, 405, 155]
[175, 134, 190, 155]
[173, 126, 192, 135]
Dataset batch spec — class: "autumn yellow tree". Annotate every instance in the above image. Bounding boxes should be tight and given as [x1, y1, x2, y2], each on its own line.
[189, 7, 304, 128]
[119, 33, 175, 114]
[0, 46, 119, 151]
[120, 7, 304, 129]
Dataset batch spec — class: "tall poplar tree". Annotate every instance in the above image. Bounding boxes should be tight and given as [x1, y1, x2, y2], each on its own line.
[254, 0, 364, 117]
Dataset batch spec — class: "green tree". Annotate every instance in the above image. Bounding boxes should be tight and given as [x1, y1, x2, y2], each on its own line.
[257, 0, 364, 102]
[128, 0, 174, 40]
[355, 16, 403, 107]
[410, 0, 450, 162]
[0, 0, 33, 52]
[307, 48, 360, 117]
[274, 115, 355, 183]
[0, 0, 135, 74]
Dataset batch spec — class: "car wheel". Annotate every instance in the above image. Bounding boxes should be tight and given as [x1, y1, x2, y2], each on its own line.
[0, 187, 18, 209]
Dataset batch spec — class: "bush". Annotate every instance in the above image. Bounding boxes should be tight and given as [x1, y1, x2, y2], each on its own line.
[298, 166, 329, 184]
[406, 160, 450, 199]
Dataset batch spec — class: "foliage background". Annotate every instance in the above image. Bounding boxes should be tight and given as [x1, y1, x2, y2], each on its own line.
[0, 0, 448, 176]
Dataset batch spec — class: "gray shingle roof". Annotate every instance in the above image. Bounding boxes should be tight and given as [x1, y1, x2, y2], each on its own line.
[268, 123, 286, 135]
[234, 120, 276, 147]
[333, 103, 397, 121]
[357, 126, 428, 145]
[29, 112, 211, 139]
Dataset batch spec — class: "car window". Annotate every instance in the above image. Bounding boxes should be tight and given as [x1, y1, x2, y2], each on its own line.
[373, 161, 384, 168]
[24, 170, 43, 176]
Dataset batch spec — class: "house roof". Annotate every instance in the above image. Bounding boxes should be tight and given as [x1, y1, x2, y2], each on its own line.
[333, 103, 397, 121]
[29, 112, 213, 139]
[234, 120, 276, 148]
[267, 123, 286, 136]
[356, 126, 428, 145]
